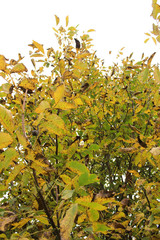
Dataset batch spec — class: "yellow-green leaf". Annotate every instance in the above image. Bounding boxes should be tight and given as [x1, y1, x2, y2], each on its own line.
[11, 63, 28, 73]
[35, 216, 49, 225]
[35, 100, 50, 113]
[0, 133, 13, 149]
[60, 204, 78, 240]
[154, 66, 160, 83]
[46, 114, 65, 130]
[55, 15, 60, 25]
[138, 68, 149, 82]
[40, 122, 64, 136]
[66, 16, 69, 27]
[88, 208, 99, 222]
[0, 55, 6, 71]
[67, 160, 89, 175]
[32, 40, 44, 54]
[0, 105, 14, 133]
[54, 84, 65, 104]
[0, 148, 18, 172]
[92, 222, 111, 234]
[6, 162, 25, 185]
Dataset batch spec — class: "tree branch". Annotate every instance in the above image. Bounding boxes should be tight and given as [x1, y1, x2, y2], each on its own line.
[32, 169, 60, 238]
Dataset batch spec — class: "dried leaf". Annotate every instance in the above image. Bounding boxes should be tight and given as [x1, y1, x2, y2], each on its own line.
[60, 204, 78, 240]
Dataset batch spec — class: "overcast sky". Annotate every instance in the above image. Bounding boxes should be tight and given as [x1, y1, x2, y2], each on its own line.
[0, 0, 159, 68]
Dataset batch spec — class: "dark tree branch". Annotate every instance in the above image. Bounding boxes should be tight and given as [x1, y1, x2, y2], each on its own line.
[32, 169, 61, 238]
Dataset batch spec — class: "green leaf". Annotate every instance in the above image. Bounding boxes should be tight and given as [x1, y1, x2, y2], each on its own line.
[0, 105, 14, 133]
[0, 133, 13, 149]
[62, 190, 75, 200]
[89, 144, 100, 151]
[75, 199, 107, 211]
[79, 172, 99, 186]
[67, 161, 89, 175]
[60, 204, 78, 240]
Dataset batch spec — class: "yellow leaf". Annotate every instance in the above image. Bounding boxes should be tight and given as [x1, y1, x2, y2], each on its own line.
[74, 98, 83, 105]
[59, 59, 65, 75]
[112, 212, 126, 220]
[32, 40, 44, 54]
[55, 15, 60, 25]
[0, 133, 13, 149]
[145, 32, 151, 36]
[60, 174, 71, 184]
[30, 53, 44, 57]
[152, 36, 157, 44]
[66, 16, 69, 27]
[54, 84, 65, 104]
[77, 213, 87, 224]
[19, 78, 37, 91]
[87, 29, 95, 32]
[128, 170, 140, 177]
[11, 63, 28, 73]
[12, 218, 32, 229]
[0, 105, 14, 133]
[35, 100, 50, 113]
[0, 55, 6, 71]
[147, 52, 156, 66]
[144, 38, 149, 43]
[55, 101, 76, 110]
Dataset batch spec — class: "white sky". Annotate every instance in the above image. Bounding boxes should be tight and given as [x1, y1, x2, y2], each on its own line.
[0, 0, 159, 69]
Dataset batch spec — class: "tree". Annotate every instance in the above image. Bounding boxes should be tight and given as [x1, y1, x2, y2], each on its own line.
[0, 12, 160, 240]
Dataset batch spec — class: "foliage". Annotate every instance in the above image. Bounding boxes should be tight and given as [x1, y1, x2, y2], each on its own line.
[0, 13, 160, 240]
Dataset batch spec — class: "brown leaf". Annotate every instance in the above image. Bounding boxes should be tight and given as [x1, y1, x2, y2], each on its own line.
[0, 212, 16, 232]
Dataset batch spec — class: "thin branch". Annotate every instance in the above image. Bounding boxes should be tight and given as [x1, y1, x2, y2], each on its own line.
[141, 186, 151, 210]
[32, 169, 60, 238]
